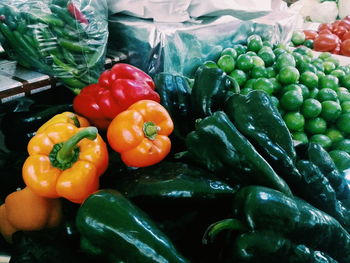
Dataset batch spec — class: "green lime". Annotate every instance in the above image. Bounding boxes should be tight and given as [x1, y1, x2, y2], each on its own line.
[269, 78, 282, 94]
[240, 87, 253, 95]
[309, 88, 319, 99]
[316, 71, 326, 79]
[292, 131, 309, 144]
[305, 117, 327, 135]
[310, 134, 332, 150]
[243, 79, 256, 90]
[337, 88, 350, 102]
[263, 41, 273, 48]
[319, 52, 332, 60]
[341, 74, 350, 89]
[221, 47, 238, 60]
[203, 60, 218, 68]
[299, 71, 318, 89]
[317, 88, 338, 102]
[266, 67, 277, 78]
[298, 61, 317, 74]
[291, 31, 306, 46]
[304, 39, 314, 49]
[251, 56, 265, 67]
[292, 52, 304, 67]
[321, 101, 342, 121]
[247, 35, 263, 53]
[294, 46, 313, 57]
[323, 61, 337, 74]
[324, 56, 340, 67]
[312, 61, 324, 72]
[276, 53, 296, 70]
[299, 84, 310, 100]
[250, 66, 267, 79]
[280, 89, 303, 111]
[332, 139, 350, 154]
[336, 113, 350, 133]
[325, 128, 344, 144]
[233, 44, 247, 57]
[236, 54, 254, 72]
[274, 48, 287, 57]
[246, 51, 257, 57]
[341, 101, 350, 113]
[330, 69, 346, 80]
[283, 112, 305, 132]
[258, 51, 276, 67]
[252, 78, 274, 95]
[278, 66, 300, 85]
[328, 150, 350, 171]
[282, 84, 303, 94]
[229, 69, 247, 87]
[301, 98, 322, 119]
[319, 75, 339, 90]
[338, 66, 350, 75]
[217, 54, 235, 73]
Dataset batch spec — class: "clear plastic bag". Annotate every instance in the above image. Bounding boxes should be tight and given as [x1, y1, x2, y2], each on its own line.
[0, 0, 108, 94]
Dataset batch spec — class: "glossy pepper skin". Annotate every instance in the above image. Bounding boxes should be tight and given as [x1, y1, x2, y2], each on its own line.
[190, 66, 237, 118]
[205, 186, 350, 263]
[234, 186, 350, 263]
[107, 100, 174, 167]
[185, 111, 292, 197]
[306, 143, 350, 201]
[1, 104, 72, 152]
[116, 161, 236, 203]
[76, 190, 189, 263]
[22, 123, 109, 204]
[154, 73, 193, 144]
[73, 63, 160, 130]
[234, 230, 338, 263]
[224, 90, 302, 186]
[296, 159, 350, 232]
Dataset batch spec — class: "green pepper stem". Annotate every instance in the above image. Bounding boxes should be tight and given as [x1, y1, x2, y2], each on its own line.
[202, 218, 246, 245]
[143, 121, 159, 140]
[56, 127, 97, 166]
[227, 76, 241, 94]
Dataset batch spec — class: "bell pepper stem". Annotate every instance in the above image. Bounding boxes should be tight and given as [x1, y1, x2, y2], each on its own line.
[202, 218, 246, 245]
[143, 122, 159, 140]
[50, 127, 98, 170]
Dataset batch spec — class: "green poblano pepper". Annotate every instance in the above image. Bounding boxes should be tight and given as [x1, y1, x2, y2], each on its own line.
[76, 190, 189, 263]
[224, 90, 302, 186]
[185, 111, 292, 197]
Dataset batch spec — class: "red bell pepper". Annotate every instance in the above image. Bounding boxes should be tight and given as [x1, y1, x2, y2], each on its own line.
[73, 63, 160, 129]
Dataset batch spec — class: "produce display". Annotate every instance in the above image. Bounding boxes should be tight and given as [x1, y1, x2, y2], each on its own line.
[0, 0, 108, 93]
[1, 2, 350, 261]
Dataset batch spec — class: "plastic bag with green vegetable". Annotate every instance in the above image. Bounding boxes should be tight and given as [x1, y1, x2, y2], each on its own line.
[0, 0, 108, 94]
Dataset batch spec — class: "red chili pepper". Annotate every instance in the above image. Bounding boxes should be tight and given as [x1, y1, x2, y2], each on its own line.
[73, 63, 160, 130]
[67, 2, 88, 24]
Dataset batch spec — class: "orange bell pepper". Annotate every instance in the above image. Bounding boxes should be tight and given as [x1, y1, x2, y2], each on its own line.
[22, 122, 109, 204]
[107, 100, 174, 167]
[0, 187, 62, 243]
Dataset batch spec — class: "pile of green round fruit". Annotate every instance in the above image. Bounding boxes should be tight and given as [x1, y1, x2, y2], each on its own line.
[203, 34, 350, 171]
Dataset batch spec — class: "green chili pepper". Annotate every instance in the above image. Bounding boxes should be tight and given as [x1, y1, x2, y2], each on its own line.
[58, 38, 94, 53]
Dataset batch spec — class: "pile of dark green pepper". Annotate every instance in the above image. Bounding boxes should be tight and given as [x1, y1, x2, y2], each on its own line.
[0, 0, 108, 93]
[1, 47, 350, 263]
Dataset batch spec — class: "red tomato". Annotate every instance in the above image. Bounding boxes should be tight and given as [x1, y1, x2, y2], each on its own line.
[331, 20, 341, 30]
[318, 23, 332, 32]
[333, 44, 341, 54]
[333, 26, 348, 38]
[313, 33, 340, 52]
[342, 31, 350, 41]
[341, 39, 350, 56]
[318, 29, 333, 35]
[303, 30, 318, 40]
[339, 20, 350, 30]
